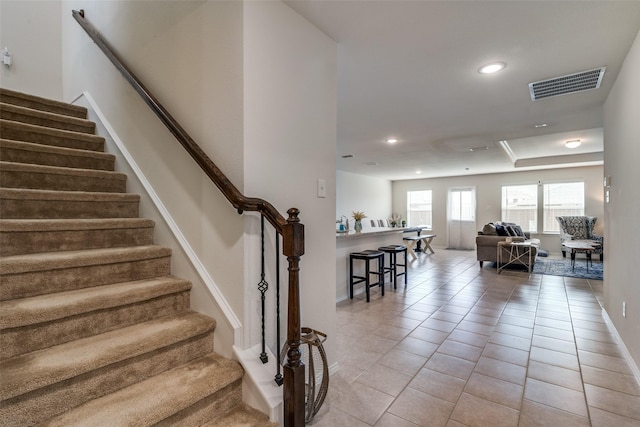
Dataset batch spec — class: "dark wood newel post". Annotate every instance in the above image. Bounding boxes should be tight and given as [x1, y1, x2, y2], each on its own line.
[282, 208, 305, 427]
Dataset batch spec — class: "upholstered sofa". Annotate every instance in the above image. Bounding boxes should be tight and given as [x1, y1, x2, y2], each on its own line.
[556, 216, 603, 260]
[476, 222, 540, 267]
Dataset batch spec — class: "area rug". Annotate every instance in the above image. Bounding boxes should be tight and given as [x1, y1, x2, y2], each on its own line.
[533, 257, 603, 280]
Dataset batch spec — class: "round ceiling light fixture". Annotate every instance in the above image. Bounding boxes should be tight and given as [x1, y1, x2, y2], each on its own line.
[565, 139, 581, 149]
[386, 138, 398, 144]
[478, 62, 506, 74]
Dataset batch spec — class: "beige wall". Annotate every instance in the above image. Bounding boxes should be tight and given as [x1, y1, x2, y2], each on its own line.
[604, 29, 640, 370]
[62, 0, 245, 354]
[337, 170, 393, 230]
[0, 1, 62, 99]
[392, 166, 604, 254]
[243, 1, 338, 363]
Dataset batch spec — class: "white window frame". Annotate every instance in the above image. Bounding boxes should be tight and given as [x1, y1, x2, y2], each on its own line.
[501, 184, 538, 232]
[543, 181, 585, 233]
[406, 190, 432, 227]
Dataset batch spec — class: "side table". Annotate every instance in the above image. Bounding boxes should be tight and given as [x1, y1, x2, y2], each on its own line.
[497, 241, 535, 274]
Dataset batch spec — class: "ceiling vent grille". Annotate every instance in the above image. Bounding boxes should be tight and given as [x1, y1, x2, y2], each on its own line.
[529, 67, 606, 101]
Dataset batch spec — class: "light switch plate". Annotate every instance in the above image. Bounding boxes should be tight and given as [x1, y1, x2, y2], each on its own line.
[317, 179, 326, 198]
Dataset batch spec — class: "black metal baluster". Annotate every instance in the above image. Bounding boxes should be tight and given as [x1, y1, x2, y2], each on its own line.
[275, 235, 283, 386]
[258, 216, 269, 364]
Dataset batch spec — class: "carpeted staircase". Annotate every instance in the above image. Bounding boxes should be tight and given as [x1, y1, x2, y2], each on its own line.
[0, 88, 275, 426]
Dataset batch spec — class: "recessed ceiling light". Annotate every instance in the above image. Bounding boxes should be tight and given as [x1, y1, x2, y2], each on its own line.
[365, 161, 378, 166]
[386, 138, 398, 144]
[416, 170, 422, 174]
[478, 62, 506, 74]
[469, 146, 490, 152]
[534, 123, 548, 128]
[341, 154, 354, 158]
[565, 139, 581, 148]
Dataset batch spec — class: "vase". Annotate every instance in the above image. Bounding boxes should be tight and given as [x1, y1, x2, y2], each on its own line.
[354, 220, 363, 232]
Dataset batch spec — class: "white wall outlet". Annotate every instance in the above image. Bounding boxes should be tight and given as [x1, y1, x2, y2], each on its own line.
[623, 301, 626, 318]
[317, 178, 326, 198]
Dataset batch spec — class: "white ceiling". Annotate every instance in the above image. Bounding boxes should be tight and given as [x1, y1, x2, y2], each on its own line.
[284, 1, 640, 181]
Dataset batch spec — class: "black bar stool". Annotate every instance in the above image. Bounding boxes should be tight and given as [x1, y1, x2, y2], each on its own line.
[378, 245, 407, 289]
[349, 250, 384, 302]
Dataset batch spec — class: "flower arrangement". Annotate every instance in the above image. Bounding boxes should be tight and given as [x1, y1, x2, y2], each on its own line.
[389, 212, 402, 227]
[352, 211, 367, 221]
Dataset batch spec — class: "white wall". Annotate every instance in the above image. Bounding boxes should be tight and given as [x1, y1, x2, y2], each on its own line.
[0, 1, 62, 99]
[244, 1, 337, 363]
[603, 29, 640, 370]
[337, 170, 393, 229]
[392, 166, 604, 254]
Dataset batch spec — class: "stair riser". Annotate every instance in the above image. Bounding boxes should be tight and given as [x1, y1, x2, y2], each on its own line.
[1, 256, 171, 301]
[0, 122, 104, 151]
[0, 227, 155, 256]
[0, 197, 139, 219]
[0, 89, 88, 119]
[157, 381, 243, 427]
[0, 169, 126, 193]
[0, 145, 114, 171]
[1, 110, 95, 134]
[0, 333, 214, 427]
[1, 291, 190, 360]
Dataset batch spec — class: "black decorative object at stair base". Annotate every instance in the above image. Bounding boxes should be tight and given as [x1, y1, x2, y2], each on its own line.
[281, 328, 329, 423]
[258, 216, 269, 364]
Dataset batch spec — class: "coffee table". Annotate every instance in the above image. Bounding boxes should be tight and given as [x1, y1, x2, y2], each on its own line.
[562, 240, 602, 272]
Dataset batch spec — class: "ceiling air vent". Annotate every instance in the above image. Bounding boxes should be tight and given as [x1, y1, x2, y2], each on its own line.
[528, 67, 606, 101]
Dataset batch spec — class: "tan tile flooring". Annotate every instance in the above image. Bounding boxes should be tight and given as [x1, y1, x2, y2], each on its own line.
[310, 249, 640, 426]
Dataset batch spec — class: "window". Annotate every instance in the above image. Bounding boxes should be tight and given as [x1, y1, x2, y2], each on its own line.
[407, 190, 432, 226]
[543, 182, 585, 232]
[501, 184, 538, 232]
[449, 188, 475, 221]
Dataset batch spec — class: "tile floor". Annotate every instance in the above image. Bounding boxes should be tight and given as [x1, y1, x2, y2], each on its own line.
[310, 249, 640, 426]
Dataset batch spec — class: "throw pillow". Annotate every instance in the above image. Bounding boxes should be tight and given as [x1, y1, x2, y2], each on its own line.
[495, 224, 508, 236]
[505, 225, 517, 236]
[482, 223, 497, 235]
[512, 225, 525, 237]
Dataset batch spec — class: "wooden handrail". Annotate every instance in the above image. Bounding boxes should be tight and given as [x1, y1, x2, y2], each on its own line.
[72, 9, 305, 426]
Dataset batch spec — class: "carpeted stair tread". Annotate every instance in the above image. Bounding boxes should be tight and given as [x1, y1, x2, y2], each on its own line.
[0, 102, 95, 134]
[0, 88, 87, 119]
[0, 89, 266, 425]
[0, 188, 140, 219]
[0, 311, 215, 400]
[0, 161, 127, 193]
[0, 276, 191, 329]
[0, 187, 139, 203]
[0, 138, 115, 171]
[0, 218, 155, 256]
[0, 217, 154, 232]
[0, 120, 104, 151]
[0, 245, 171, 276]
[38, 353, 243, 427]
[201, 403, 277, 427]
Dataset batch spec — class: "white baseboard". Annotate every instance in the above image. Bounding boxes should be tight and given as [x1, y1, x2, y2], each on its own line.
[601, 308, 640, 384]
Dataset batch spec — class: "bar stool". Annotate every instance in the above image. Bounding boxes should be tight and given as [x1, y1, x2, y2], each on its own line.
[349, 250, 384, 302]
[378, 245, 407, 289]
